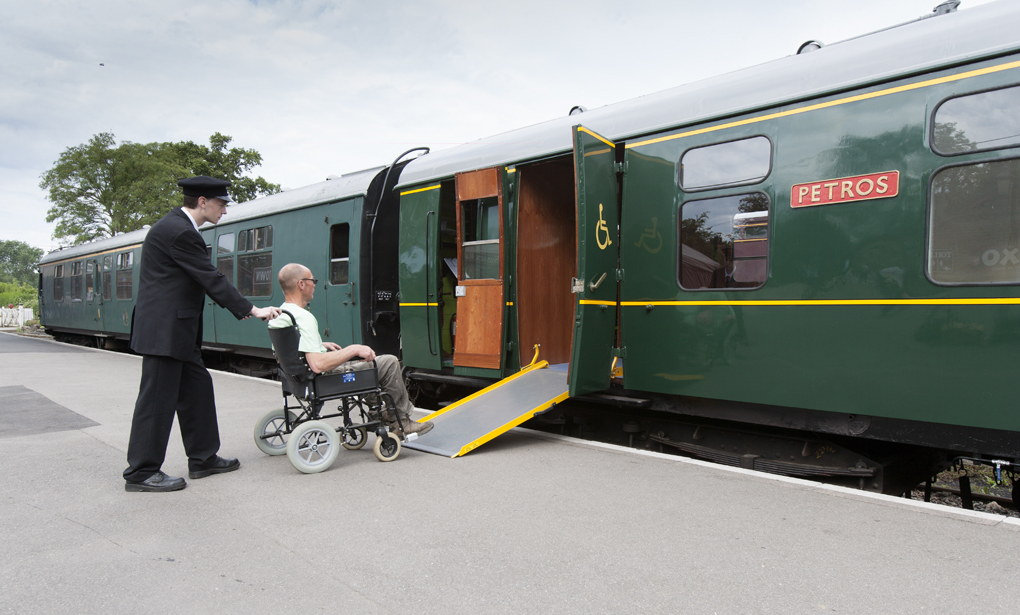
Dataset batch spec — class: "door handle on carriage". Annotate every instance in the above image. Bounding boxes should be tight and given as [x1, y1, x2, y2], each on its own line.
[589, 272, 608, 292]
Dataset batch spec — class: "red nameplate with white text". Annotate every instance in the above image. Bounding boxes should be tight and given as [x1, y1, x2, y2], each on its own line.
[791, 171, 900, 208]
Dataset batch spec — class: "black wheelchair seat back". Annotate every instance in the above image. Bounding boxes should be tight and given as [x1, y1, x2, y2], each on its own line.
[268, 310, 316, 399]
[268, 309, 382, 401]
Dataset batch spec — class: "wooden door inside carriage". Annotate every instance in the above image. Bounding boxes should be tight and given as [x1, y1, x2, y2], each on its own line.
[453, 168, 505, 370]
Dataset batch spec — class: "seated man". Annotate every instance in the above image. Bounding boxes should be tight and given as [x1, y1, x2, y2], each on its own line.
[269, 263, 433, 437]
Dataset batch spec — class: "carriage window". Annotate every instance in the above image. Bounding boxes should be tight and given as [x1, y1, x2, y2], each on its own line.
[679, 136, 772, 191]
[933, 85, 1020, 155]
[116, 252, 133, 300]
[102, 256, 112, 300]
[53, 265, 64, 301]
[70, 261, 83, 301]
[238, 226, 273, 253]
[217, 233, 234, 255]
[217, 256, 234, 281]
[330, 223, 350, 285]
[928, 158, 1020, 284]
[679, 192, 769, 290]
[461, 196, 500, 280]
[85, 261, 95, 301]
[238, 253, 273, 296]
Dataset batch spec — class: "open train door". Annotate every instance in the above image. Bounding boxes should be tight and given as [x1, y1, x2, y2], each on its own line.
[569, 125, 620, 396]
[398, 183, 444, 371]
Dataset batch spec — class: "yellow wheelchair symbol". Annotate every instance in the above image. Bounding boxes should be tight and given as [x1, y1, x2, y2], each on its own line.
[596, 203, 613, 251]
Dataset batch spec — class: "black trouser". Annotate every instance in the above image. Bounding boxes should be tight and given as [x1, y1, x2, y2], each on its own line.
[123, 349, 220, 482]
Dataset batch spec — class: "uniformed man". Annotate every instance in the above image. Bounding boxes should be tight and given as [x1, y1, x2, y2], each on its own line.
[123, 176, 281, 492]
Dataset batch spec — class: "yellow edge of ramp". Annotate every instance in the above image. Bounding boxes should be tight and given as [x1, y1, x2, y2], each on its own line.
[415, 360, 551, 424]
[454, 390, 571, 458]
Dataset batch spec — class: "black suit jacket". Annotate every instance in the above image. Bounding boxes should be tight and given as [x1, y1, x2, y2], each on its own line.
[130, 208, 254, 361]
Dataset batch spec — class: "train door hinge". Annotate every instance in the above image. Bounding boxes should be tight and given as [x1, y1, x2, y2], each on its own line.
[612, 347, 627, 358]
[614, 161, 628, 174]
[616, 269, 624, 281]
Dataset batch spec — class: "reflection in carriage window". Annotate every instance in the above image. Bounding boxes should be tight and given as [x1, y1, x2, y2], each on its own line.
[102, 256, 113, 300]
[218, 233, 234, 255]
[679, 193, 769, 290]
[53, 264, 64, 301]
[71, 261, 83, 301]
[239, 253, 273, 296]
[117, 252, 134, 300]
[461, 196, 500, 280]
[929, 158, 1020, 284]
[933, 85, 1020, 155]
[679, 137, 772, 191]
[330, 223, 350, 285]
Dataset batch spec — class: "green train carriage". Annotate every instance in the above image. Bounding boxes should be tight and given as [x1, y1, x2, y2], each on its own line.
[38, 229, 146, 343]
[38, 158, 415, 368]
[395, 0, 1020, 490]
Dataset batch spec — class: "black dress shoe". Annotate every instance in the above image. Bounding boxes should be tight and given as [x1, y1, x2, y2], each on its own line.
[125, 471, 186, 492]
[189, 456, 240, 479]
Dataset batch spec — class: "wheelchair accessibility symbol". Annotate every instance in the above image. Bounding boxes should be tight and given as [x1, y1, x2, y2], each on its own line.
[634, 217, 662, 254]
[596, 203, 613, 251]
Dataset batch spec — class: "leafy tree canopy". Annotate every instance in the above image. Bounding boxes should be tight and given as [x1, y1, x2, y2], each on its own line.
[0, 281, 38, 312]
[40, 132, 281, 245]
[0, 240, 44, 286]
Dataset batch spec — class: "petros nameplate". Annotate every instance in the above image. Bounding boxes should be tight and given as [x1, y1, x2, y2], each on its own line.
[791, 170, 899, 208]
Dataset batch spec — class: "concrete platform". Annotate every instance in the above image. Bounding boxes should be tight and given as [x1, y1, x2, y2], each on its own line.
[1, 331, 1018, 615]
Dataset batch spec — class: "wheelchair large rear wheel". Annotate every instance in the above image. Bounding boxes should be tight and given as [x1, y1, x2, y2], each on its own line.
[373, 430, 401, 462]
[254, 409, 298, 456]
[287, 420, 340, 473]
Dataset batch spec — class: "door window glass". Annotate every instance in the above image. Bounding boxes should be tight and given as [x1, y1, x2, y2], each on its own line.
[461, 197, 500, 280]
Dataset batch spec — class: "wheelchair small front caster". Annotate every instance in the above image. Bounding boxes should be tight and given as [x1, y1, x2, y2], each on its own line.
[373, 429, 402, 462]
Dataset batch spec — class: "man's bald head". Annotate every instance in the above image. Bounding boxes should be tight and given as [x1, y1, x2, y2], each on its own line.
[278, 263, 310, 294]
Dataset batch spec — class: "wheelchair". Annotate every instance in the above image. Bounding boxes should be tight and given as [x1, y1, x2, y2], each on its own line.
[254, 310, 406, 473]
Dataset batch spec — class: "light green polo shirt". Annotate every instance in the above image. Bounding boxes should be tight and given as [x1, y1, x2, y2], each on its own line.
[268, 302, 325, 355]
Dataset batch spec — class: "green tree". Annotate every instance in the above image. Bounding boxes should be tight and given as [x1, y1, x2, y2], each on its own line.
[0, 240, 44, 286]
[40, 133, 280, 245]
[0, 281, 38, 312]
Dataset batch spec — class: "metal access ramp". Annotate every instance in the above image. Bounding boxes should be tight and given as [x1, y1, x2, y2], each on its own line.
[403, 361, 569, 457]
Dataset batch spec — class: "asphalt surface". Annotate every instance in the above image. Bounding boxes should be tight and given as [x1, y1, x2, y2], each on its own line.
[1, 331, 1018, 615]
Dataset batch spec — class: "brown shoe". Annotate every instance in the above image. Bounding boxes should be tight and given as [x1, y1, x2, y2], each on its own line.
[401, 417, 434, 437]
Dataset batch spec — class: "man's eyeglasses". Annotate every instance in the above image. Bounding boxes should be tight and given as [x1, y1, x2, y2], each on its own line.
[301, 278, 318, 286]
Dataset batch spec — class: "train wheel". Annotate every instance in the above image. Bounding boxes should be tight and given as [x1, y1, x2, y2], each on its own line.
[342, 427, 368, 450]
[373, 430, 401, 462]
[253, 409, 297, 456]
[287, 420, 340, 473]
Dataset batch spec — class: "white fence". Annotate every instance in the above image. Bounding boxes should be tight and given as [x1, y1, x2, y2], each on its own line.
[0, 306, 34, 328]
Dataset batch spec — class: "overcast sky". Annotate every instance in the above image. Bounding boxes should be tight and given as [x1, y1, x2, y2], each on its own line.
[0, 0, 995, 253]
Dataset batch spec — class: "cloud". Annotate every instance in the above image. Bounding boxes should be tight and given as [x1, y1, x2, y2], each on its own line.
[0, 0, 992, 251]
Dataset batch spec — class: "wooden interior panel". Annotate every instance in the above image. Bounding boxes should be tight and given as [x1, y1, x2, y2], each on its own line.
[456, 168, 500, 201]
[516, 159, 576, 366]
[453, 279, 504, 368]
